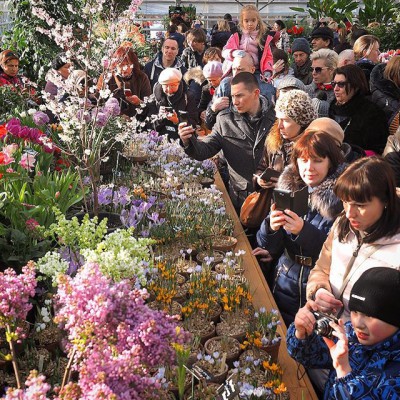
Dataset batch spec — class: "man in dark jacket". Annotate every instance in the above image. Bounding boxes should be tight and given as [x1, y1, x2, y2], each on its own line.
[144, 38, 187, 90]
[178, 72, 275, 210]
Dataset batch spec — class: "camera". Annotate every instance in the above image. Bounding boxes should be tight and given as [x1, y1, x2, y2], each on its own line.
[312, 311, 338, 339]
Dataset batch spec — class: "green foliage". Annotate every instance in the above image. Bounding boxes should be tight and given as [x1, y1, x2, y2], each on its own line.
[368, 22, 400, 51]
[290, 0, 358, 23]
[358, 0, 400, 26]
[0, 86, 28, 121]
[2, 0, 85, 85]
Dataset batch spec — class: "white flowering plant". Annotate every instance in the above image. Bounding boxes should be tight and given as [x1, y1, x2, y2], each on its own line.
[81, 228, 155, 285]
[30, 0, 144, 214]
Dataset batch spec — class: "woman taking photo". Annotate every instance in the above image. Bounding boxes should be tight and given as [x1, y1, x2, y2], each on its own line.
[307, 156, 400, 322]
[255, 131, 346, 326]
[98, 45, 151, 117]
[329, 64, 388, 154]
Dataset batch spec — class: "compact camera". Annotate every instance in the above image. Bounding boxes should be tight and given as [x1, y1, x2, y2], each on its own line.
[312, 311, 338, 339]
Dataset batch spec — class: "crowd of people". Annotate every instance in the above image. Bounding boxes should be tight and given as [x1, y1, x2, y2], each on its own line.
[1, 5, 400, 398]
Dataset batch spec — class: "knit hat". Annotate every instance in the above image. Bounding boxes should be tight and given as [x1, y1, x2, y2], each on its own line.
[203, 61, 223, 79]
[0, 50, 19, 66]
[275, 89, 316, 128]
[311, 98, 330, 119]
[277, 76, 306, 92]
[306, 117, 344, 146]
[291, 38, 311, 55]
[158, 68, 182, 84]
[349, 267, 400, 328]
[51, 53, 68, 71]
[310, 26, 334, 42]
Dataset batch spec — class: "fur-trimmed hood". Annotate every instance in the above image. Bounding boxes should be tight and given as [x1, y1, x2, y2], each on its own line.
[184, 66, 205, 85]
[277, 163, 346, 220]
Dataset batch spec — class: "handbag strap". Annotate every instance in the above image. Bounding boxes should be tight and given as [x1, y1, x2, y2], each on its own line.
[336, 243, 382, 318]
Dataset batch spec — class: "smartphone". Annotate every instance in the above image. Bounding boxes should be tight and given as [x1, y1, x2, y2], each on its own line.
[124, 88, 132, 97]
[259, 168, 280, 182]
[273, 186, 309, 216]
[179, 110, 189, 124]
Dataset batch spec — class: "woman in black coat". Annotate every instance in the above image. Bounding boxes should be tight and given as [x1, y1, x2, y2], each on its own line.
[370, 57, 400, 135]
[329, 64, 389, 154]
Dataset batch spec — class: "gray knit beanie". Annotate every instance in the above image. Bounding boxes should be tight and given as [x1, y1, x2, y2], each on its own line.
[291, 38, 311, 55]
[275, 90, 317, 128]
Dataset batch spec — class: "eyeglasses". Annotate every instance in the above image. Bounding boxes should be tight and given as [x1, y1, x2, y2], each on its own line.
[331, 81, 348, 88]
[311, 67, 329, 74]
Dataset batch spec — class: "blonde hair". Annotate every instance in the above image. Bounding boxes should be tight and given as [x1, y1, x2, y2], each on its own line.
[353, 35, 380, 61]
[384, 56, 400, 88]
[239, 5, 266, 43]
[217, 19, 230, 33]
[310, 48, 338, 70]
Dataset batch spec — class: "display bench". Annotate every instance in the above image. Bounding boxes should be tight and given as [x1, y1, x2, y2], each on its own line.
[215, 173, 318, 400]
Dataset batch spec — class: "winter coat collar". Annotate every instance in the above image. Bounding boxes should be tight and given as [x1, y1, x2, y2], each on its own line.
[153, 80, 187, 107]
[292, 58, 312, 78]
[230, 94, 271, 120]
[331, 92, 366, 116]
[277, 163, 346, 220]
[153, 52, 185, 70]
[184, 66, 205, 85]
[370, 63, 400, 100]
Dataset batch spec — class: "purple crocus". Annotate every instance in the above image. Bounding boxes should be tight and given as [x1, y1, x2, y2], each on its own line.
[95, 111, 108, 127]
[104, 97, 121, 117]
[33, 111, 50, 126]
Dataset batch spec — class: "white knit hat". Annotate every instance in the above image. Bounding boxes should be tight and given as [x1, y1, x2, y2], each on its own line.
[158, 68, 182, 84]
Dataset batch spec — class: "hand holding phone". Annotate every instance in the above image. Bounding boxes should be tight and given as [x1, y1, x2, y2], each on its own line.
[124, 88, 133, 97]
[259, 168, 280, 182]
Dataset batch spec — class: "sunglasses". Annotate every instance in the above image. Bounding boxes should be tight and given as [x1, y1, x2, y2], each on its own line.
[311, 67, 329, 74]
[331, 81, 348, 88]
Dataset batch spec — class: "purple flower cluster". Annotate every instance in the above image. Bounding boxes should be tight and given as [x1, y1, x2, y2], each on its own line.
[0, 262, 37, 337]
[33, 111, 50, 126]
[103, 97, 121, 117]
[97, 186, 131, 208]
[55, 263, 190, 399]
[120, 196, 165, 235]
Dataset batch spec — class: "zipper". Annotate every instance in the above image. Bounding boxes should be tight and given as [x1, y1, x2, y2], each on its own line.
[299, 265, 304, 309]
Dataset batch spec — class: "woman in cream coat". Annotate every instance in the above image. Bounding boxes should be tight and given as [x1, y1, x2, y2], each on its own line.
[307, 156, 400, 322]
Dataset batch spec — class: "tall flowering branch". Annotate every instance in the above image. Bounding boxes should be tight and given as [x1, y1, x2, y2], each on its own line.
[0, 262, 37, 388]
[55, 263, 190, 399]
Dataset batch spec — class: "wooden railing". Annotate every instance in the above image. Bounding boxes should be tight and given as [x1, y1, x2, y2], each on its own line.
[215, 172, 318, 400]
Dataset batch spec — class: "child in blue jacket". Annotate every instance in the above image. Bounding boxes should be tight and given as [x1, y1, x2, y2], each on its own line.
[287, 267, 400, 399]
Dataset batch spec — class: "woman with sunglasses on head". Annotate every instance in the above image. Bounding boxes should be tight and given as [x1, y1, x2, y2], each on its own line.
[329, 64, 388, 154]
[305, 49, 338, 104]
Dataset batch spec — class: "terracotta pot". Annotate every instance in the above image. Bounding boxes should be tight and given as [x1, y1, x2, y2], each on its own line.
[184, 383, 220, 400]
[185, 317, 216, 345]
[193, 360, 228, 384]
[199, 177, 215, 188]
[204, 336, 241, 366]
[260, 336, 281, 364]
[239, 348, 270, 364]
[196, 250, 225, 267]
[216, 319, 248, 343]
[211, 235, 238, 252]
